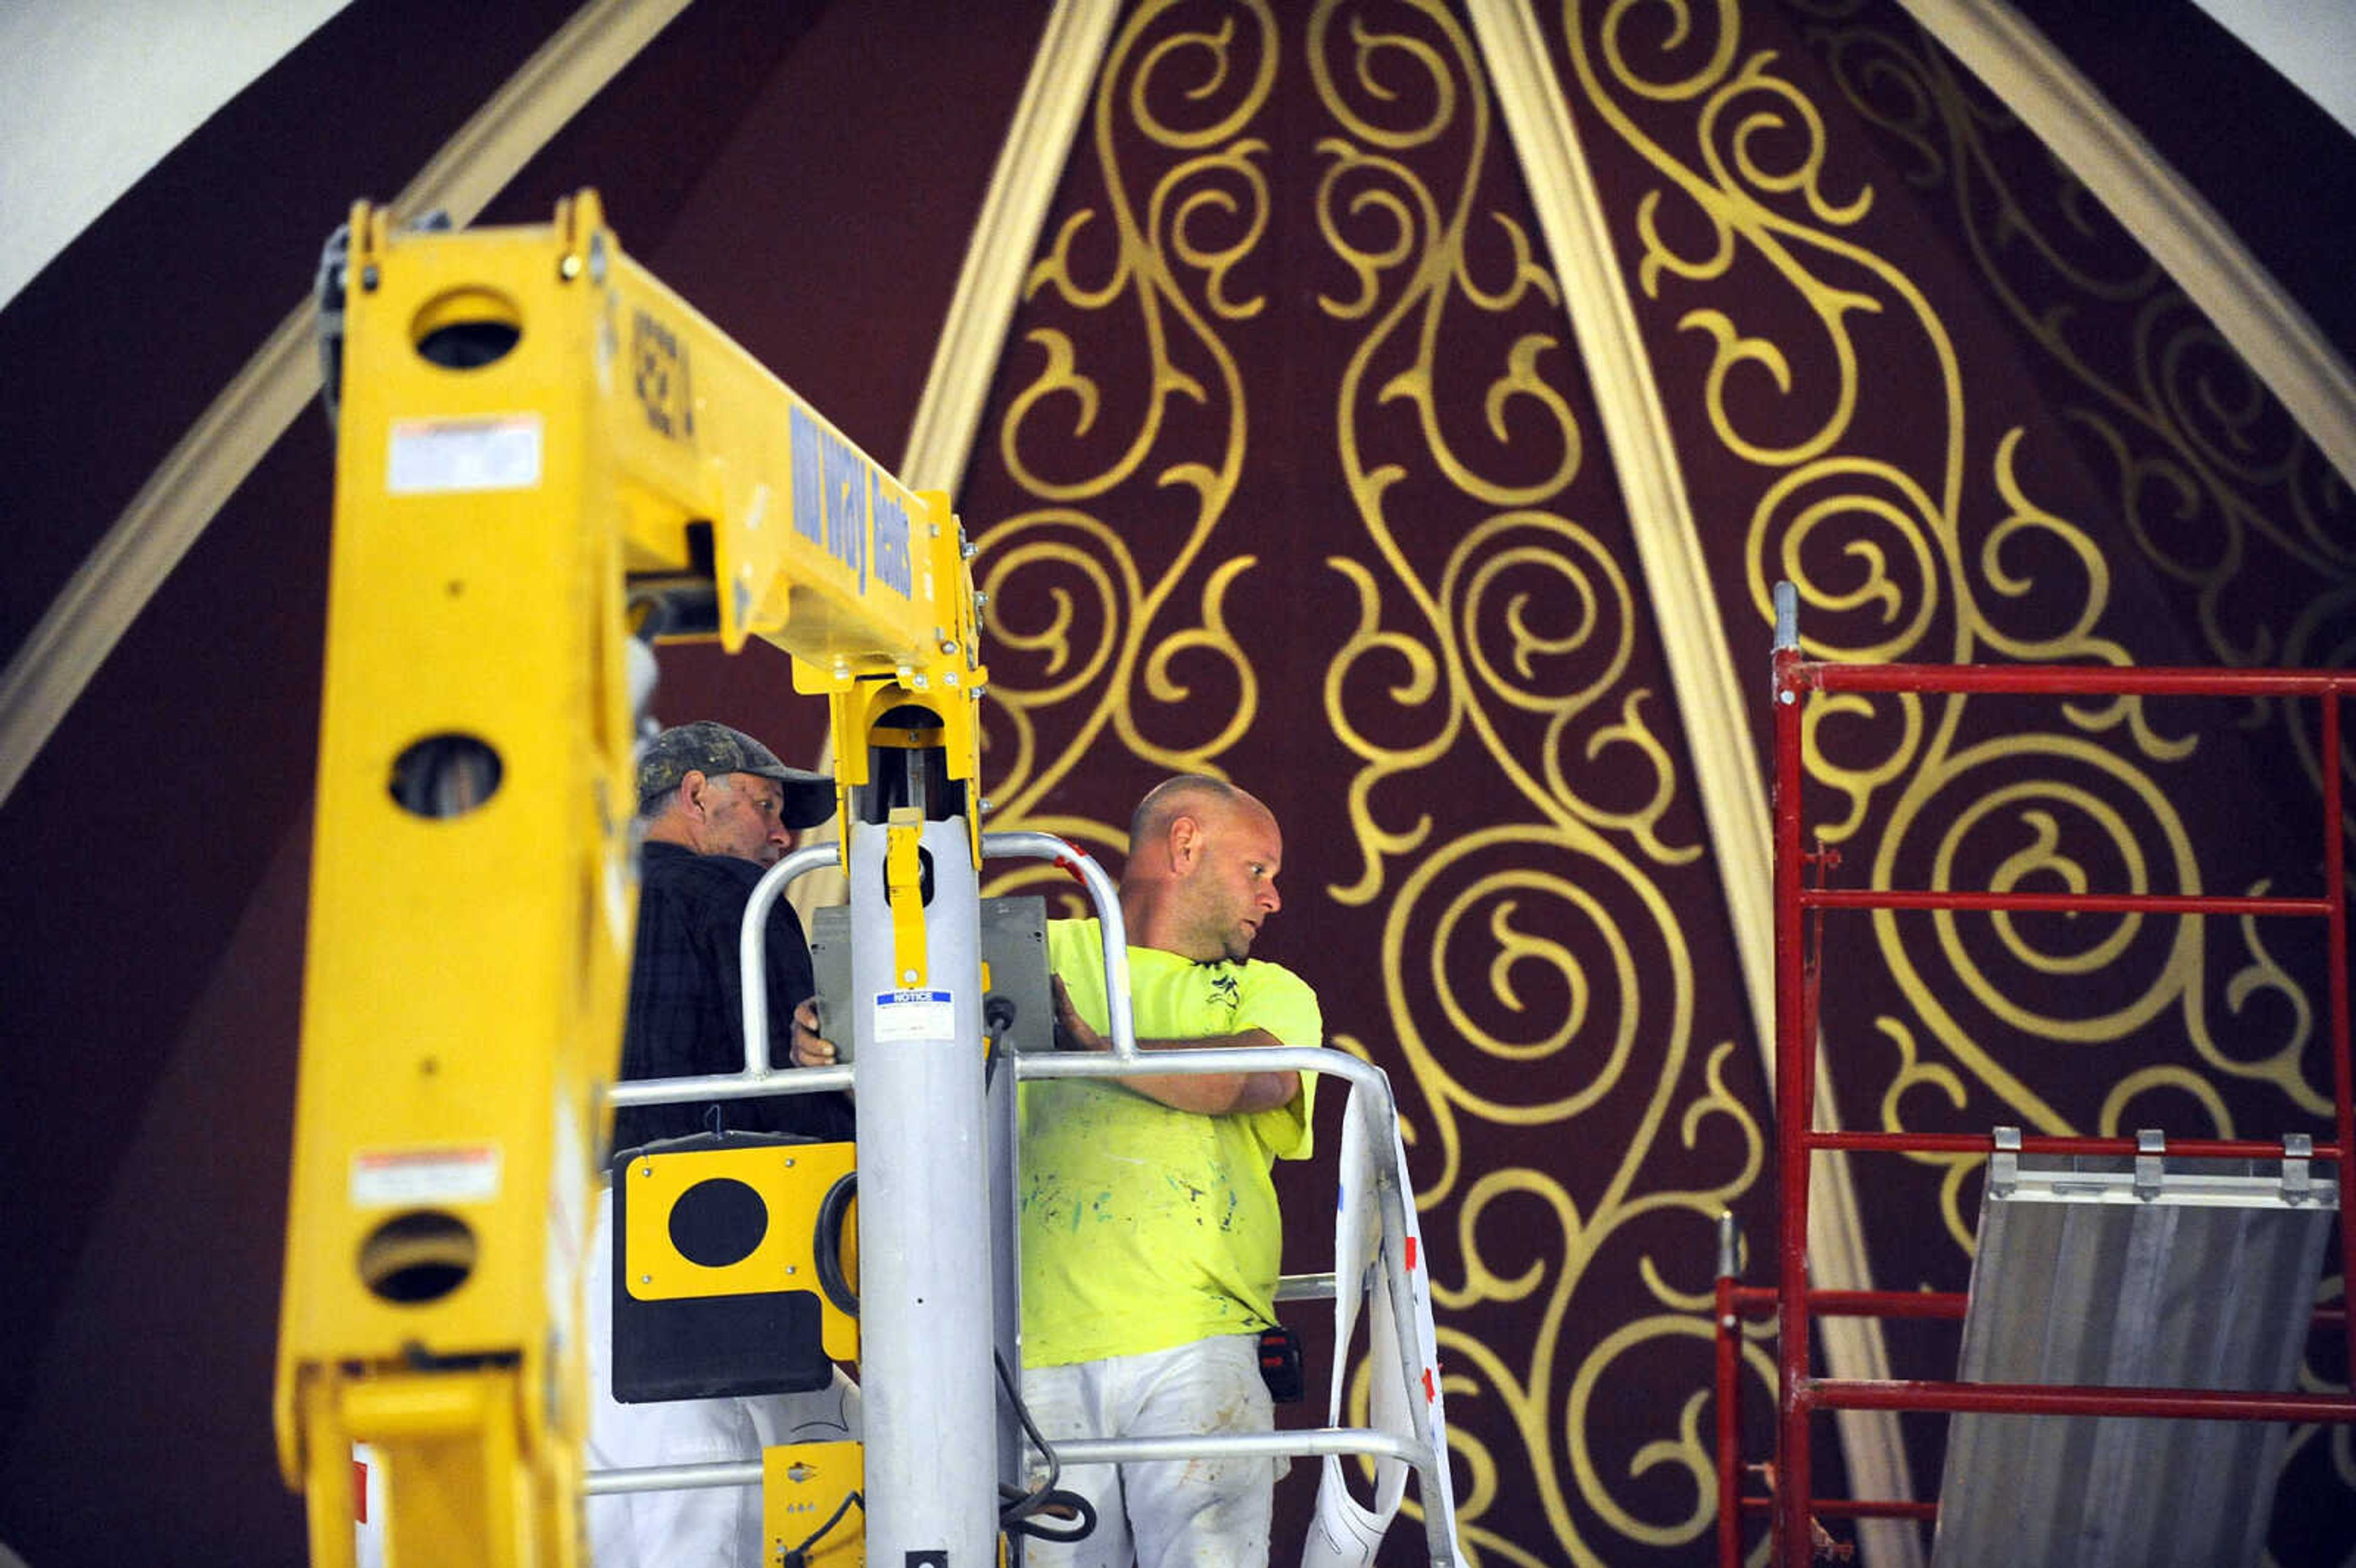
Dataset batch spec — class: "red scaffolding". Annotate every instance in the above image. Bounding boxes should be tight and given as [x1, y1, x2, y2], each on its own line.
[1715, 605, 2356, 1566]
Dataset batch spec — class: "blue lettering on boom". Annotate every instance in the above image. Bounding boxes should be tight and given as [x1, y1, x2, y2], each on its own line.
[820, 425, 865, 591]
[871, 482, 913, 599]
[787, 404, 910, 600]
[788, 407, 823, 548]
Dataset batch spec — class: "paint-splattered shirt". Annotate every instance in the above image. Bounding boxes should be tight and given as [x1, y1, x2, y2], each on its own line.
[1019, 917, 1320, 1366]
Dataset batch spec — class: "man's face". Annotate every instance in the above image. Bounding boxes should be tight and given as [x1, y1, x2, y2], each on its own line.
[1186, 802, 1284, 963]
[698, 772, 792, 865]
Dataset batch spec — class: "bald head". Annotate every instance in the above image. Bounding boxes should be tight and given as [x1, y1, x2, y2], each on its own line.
[1121, 774, 1284, 962]
[1129, 775, 1249, 856]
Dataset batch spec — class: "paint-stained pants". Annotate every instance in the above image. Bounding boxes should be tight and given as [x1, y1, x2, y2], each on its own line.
[1021, 1335, 1282, 1568]
[583, 1186, 859, 1568]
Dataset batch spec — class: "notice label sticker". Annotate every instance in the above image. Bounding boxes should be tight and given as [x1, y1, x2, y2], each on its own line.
[387, 414, 544, 494]
[350, 1145, 501, 1208]
[872, 989, 954, 1043]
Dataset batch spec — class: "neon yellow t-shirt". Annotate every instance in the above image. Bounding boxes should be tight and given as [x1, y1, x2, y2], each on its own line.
[1019, 918, 1321, 1367]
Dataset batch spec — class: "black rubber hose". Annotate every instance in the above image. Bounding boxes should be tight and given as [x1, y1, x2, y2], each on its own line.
[813, 1171, 859, 1318]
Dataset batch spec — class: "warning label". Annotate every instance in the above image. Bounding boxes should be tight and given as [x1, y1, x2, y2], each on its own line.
[872, 989, 954, 1043]
[387, 415, 543, 494]
[350, 1145, 501, 1207]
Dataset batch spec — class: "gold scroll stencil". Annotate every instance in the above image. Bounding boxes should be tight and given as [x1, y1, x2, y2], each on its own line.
[964, 0, 2352, 1560]
[1313, 4, 1763, 1563]
[1559, 0, 2352, 1553]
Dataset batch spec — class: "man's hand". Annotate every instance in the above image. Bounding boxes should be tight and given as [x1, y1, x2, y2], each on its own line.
[1052, 976, 1299, 1116]
[790, 996, 839, 1068]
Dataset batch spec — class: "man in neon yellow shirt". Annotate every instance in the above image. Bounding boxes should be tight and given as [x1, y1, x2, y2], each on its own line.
[1021, 775, 1320, 1567]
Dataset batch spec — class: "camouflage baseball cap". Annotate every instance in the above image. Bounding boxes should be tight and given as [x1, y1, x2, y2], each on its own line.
[636, 721, 836, 829]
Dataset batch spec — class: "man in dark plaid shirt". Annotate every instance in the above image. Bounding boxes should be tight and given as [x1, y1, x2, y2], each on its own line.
[589, 720, 855, 1568]
[614, 719, 853, 1148]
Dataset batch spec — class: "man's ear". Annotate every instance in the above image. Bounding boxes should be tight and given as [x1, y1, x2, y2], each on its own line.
[679, 769, 712, 815]
[1168, 813, 1204, 873]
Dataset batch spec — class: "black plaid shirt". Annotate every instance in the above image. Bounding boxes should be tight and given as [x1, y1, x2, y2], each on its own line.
[614, 841, 853, 1150]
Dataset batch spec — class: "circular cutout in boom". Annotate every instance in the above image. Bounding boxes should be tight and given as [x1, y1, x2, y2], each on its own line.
[358, 1210, 477, 1304]
[413, 286, 522, 369]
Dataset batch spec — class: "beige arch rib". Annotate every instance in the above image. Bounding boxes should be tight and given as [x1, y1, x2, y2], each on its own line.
[897, 0, 1123, 493]
[1898, 0, 2356, 494]
[0, 0, 693, 809]
[1463, 5, 1920, 1562]
[792, 0, 1120, 920]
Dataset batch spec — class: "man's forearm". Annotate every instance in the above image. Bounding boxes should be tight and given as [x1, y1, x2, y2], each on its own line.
[1108, 1030, 1301, 1115]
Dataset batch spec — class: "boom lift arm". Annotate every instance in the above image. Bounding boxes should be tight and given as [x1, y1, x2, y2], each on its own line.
[273, 190, 987, 1568]
[278, 190, 1465, 1568]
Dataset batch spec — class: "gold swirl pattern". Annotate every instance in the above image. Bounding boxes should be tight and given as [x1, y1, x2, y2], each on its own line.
[1558, 0, 2350, 1550]
[1308, 2, 1765, 1558]
[1569, 1, 2343, 1090]
[1816, 15, 2354, 699]
[961, 0, 2346, 1558]
[1809, 0, 2350, 1224]
[979, 0, 1280, 845]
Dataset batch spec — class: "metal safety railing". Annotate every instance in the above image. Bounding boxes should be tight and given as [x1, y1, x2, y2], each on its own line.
[1720, 580, 2356, 1566]
[601, 828, 1461, 1565]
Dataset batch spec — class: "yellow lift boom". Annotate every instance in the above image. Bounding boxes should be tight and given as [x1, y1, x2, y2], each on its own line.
[274, 191, 982, 1568]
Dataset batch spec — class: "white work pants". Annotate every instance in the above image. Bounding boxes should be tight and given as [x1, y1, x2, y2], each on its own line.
[1020, 1335, 1280, 1568]
[583, 1186, 860, 1568]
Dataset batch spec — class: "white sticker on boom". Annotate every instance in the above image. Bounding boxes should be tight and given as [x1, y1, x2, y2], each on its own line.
[350, 1145, 502, 1207]
[387, 415, 544, 494]
[872, 989, 954, 1042]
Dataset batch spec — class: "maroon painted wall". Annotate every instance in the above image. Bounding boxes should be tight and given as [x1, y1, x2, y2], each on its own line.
[1, 1, 2349, 1564]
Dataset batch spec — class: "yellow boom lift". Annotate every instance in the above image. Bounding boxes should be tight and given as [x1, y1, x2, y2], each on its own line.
[273, 188, 990, 1567]
[275, 191, 1462, 1568]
